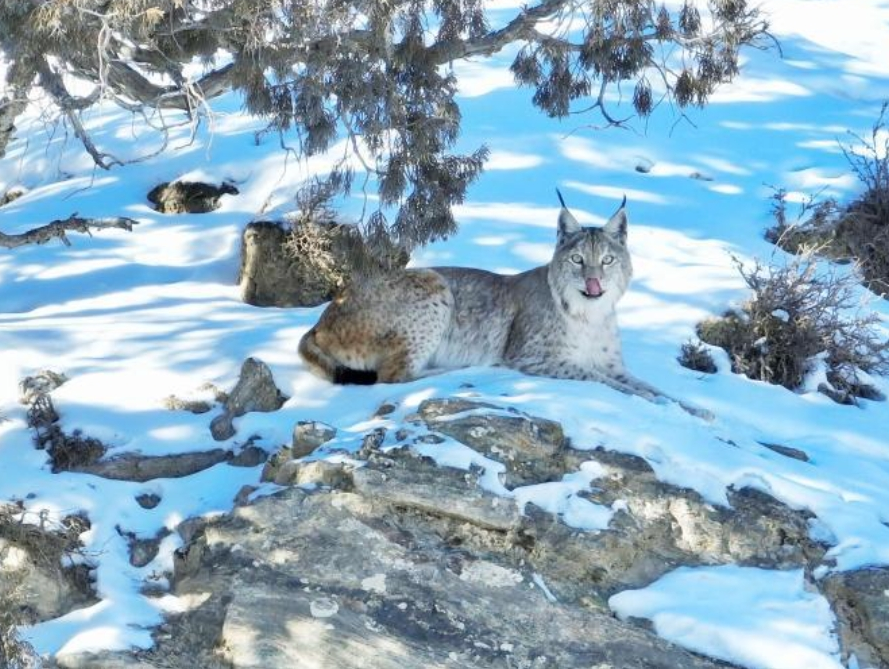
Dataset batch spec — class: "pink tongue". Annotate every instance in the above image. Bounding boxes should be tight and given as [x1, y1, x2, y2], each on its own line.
[585, 277, 603, 296]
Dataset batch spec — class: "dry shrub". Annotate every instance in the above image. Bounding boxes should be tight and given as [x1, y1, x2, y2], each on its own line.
[697, 254, 889, 404]
[283, 182, 409, 292]
[26, 393, 106, 473]
[677, 340, 718, 374]
[0, 508, 40, 669]
[766, 103, 889, 298]
[0, 187, 25, 207]
[283, 219, 349, 295]
[0, 578, 31, 669]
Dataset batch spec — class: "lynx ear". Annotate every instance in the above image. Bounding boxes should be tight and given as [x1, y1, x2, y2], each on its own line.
[603, 195, 628, 244]
[556, 188, 580, 242]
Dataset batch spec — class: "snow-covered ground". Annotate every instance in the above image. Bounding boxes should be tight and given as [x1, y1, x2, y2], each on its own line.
[2, 1, 889, 667]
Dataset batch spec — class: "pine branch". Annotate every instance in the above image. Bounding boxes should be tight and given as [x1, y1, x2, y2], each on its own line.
[427, 0, 568, 64]
[0, 215, 138, 249]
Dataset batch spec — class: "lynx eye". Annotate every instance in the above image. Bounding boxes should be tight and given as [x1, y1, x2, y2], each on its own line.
[602, 254, 615, 266]
[569, 253, 584, 264]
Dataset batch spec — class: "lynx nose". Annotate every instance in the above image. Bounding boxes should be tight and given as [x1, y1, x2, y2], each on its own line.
[585, 277, 603, 297]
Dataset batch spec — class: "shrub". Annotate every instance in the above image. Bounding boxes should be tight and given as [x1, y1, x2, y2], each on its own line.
[0, 508, 38, 669]
[697, 253, 889, 404]
[0, 574, 32, 669]
[677, 340, 718, 374]
[766, 103, 889, 298]
[283, 182, 408, 290]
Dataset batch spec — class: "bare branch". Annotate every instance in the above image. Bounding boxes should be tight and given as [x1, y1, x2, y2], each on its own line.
[0, 215, 138, 249]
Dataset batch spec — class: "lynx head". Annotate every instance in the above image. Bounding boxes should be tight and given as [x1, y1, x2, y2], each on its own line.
[549, 192, 632, 315]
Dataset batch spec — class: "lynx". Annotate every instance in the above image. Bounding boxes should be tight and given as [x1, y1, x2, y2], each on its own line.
[300, 193, 709, 418]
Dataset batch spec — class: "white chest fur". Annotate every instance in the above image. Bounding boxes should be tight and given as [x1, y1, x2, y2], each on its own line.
[560, 305, 624, 373]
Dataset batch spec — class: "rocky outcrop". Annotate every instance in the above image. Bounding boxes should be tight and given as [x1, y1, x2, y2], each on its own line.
[165, 475, 732, 669]
[33, 397, 889, 668]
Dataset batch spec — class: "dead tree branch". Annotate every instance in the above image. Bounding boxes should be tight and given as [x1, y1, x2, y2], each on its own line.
[0, 215, 138, 249]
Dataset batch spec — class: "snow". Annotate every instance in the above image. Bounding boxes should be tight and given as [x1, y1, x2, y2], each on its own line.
[2, 1, 889, 667]
[609, 566, 843, 669]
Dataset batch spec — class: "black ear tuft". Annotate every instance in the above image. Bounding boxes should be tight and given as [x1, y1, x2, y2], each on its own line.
[556, 188, 567, 209]
[603, 198, 628, 243]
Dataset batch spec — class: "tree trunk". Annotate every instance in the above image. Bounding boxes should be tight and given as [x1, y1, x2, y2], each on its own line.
[0, 58, 36, 159]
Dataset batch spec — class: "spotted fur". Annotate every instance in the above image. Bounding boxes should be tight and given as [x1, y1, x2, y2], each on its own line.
[299, 196, 711, 419]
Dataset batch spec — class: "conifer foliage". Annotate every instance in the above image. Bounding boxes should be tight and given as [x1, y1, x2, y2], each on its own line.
[0, 1, 767, 250]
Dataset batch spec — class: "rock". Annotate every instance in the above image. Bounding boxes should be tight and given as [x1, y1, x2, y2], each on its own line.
[53, 591, 232, 668]
[117, 526, 169, 568]
[147, 181, 238, 214]
[209, 414, 236, 442]
[822, 568, 889, 668]
[260, 425, 343, 485]
[635, 158, 654, 174]
[163, 395, 212, 414]
[211, 358, 287, 441]
[544, 449, 827, 599]
[55, 653, 164, 668]
[415, 397, 498, 419]
[0, 508, 95, 624]
[292, 420, 337, 458]
[351, 454, 520, 532]
[759, 441, 810, 462]
[52, 398, 866, 668]
[75, 449, 231, 482]
[165, 484, 733, 669]
[135, 493, 161, 509]
[238, 220, 334, 308]
[229, 444, 269, 468]
[417, 398, 566, 487]
[374, 402, 397, 417]
[269, 460, 350, 488]
[238, 219, 409, 308]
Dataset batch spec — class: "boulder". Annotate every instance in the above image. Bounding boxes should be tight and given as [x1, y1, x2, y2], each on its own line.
[238, 219, 409, 308]
[0, 508, 95, 624]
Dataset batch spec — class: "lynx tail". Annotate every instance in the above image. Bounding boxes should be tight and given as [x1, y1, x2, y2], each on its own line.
[298, 329, 378, 385]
